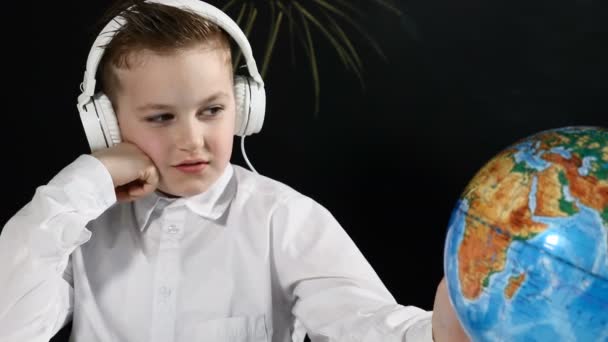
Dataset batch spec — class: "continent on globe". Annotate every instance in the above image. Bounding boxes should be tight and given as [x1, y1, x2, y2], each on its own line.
[444, 126, 608, 342]
[504, 273, 526, 300]
[458, 128, 608, 300]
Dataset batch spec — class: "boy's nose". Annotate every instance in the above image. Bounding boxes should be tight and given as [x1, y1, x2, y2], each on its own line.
[176, 122, 205, 152]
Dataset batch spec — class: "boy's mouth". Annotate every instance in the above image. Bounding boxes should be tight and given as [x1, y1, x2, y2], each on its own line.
[174, 159, 208, 166]
[173, 159, 209, 174]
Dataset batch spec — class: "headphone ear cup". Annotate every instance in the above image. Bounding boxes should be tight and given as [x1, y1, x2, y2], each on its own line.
[233, 75, 265, 137]
[246, 78, 266, 135]
[93, 93, 122, 146]
[233, 75, 250, 137]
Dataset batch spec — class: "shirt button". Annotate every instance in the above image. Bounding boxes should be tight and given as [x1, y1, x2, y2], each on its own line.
[166, 225, 180, 234]
[159, 286, 172, 298]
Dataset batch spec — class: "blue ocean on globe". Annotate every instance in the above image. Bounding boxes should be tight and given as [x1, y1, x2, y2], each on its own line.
[443, 126, 608, 341]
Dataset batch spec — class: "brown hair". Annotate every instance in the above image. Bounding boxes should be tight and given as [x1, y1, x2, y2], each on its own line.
[96, 0, 233, 99]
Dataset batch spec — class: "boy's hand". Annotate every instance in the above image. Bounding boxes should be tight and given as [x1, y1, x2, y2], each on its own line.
[92, 142, 160, 202]
[432, 277, 470, 342]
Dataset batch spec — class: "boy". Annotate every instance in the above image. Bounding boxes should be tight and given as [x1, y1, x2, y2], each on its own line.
[0, 0, 467, 341]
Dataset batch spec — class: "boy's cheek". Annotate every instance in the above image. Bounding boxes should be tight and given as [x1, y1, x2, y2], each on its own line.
[131, 131, 164, 152]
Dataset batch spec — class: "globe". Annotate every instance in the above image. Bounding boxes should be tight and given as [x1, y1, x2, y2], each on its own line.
[444, 126, 608, 341]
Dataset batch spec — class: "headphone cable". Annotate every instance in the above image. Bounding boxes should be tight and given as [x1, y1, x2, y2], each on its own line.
[240, 136, 258, 174]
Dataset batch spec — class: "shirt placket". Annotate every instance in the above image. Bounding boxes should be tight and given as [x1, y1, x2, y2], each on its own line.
[150, 206, 185, 342]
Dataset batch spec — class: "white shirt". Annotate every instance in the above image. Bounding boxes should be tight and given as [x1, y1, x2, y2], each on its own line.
[0, 154, 433, 342]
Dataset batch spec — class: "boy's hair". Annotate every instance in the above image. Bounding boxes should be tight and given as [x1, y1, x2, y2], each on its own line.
[96, 0, 234, 99]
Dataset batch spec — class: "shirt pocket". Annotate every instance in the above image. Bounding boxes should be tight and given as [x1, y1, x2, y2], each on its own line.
[191, 314, 269, 341]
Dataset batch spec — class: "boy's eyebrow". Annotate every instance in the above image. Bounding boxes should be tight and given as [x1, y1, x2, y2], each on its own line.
[135, 92, 231, 112]
[200, 91, 230, 104]
[136, 103, 172, 112]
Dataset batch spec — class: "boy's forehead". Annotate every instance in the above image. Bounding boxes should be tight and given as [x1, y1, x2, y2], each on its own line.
[109, 44, 235, 108]
[110, 43, 233, 90]
[111, 42, 232, 71]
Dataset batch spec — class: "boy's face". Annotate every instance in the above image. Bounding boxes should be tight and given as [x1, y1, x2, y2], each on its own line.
[112, 44, 235, 197]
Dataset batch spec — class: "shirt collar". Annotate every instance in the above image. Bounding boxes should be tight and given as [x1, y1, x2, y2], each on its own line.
[133, 164, 236, 231]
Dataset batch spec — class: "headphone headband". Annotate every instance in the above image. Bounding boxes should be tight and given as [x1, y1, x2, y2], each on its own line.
[77, 0, 264, 110]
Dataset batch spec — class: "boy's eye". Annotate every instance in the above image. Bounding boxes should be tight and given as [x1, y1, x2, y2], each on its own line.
[200, 106, 224, 117]
[145, 113, 174, 123]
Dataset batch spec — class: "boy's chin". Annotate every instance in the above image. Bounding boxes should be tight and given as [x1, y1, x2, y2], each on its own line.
[156, 181, 211, 198]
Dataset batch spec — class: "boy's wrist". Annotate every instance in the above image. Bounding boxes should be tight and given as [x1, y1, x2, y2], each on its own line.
[69, 154, 117, 206]
[91, 151, 117, 186]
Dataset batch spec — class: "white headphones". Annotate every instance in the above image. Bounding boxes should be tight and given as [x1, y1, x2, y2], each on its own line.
[76, 0, 266, 152]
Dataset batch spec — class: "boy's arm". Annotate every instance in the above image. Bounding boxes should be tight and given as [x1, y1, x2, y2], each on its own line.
[270, 194, 434, 341]
[0, 155, 116, 342]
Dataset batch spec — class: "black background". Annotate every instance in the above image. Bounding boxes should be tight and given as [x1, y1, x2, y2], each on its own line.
[3, 0, 607, 341]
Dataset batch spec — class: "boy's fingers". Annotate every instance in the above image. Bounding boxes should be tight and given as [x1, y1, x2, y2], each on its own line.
[140, 167, 159, 196]
[116, 188, 131, 202]
[113, 166, 160, 203]
[432, 277, 470, 342]
[128, 185, 145, 197]
[147, 167, 160, 186]
[141, 165, 159, 184]
[115, 183, 146, 203]
[132, 181, 156, 197]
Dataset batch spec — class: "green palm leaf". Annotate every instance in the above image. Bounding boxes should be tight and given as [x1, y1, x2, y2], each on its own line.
[217, 0, 402, 115]
[298, 7, 320, 115]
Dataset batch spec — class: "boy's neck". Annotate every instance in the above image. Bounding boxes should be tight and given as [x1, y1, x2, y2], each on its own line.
[155, 189, 181, 199]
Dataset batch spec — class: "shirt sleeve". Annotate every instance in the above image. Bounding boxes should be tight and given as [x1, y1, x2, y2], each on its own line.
[0, 154, 116, 342]
[270, 194, 434, 342]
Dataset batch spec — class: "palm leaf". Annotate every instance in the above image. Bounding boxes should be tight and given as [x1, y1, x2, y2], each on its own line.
[312, 0, 388, 61]
[218, 0, 402, 115]
[323, 10, 365, 89]
[231, 2, 248, 69]
[276, 1, 304, 67]
[369, 0, 402, 16]
[220, 0, 239, 12]
[313, 0, 364, 18]
[234, 4, 257, 69]
[261, 3, 283, 77]
[292, 2, 353, 71]
[298, 7, 320, 116]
